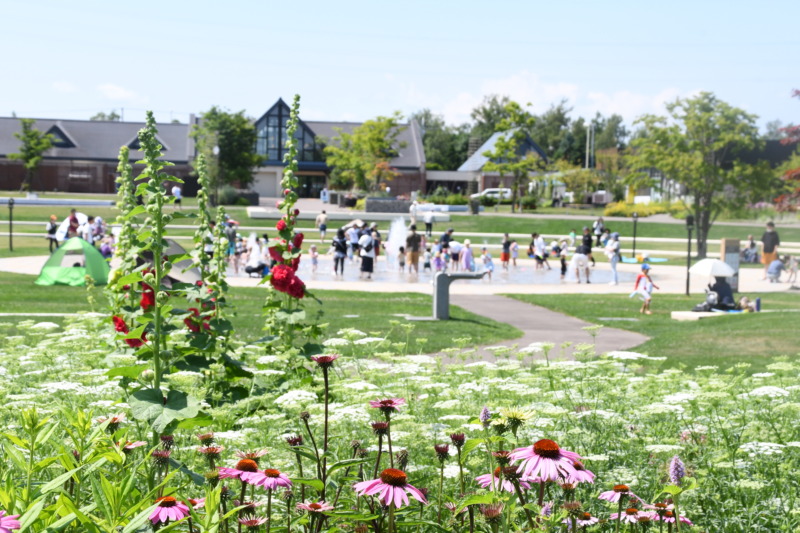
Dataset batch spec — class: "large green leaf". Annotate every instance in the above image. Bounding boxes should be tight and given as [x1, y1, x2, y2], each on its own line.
[130, 388, 200, 433]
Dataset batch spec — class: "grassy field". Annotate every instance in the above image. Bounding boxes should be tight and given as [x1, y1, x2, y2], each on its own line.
[0, 272, 521, 352]
[509, 292, 800, 372]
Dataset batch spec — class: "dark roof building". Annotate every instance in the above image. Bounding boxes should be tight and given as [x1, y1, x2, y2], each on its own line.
[0, 117, 195, 193]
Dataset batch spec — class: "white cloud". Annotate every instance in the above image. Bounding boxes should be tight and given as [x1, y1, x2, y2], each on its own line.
[97, 83, 137, 101]
[52, 81, 77, 93]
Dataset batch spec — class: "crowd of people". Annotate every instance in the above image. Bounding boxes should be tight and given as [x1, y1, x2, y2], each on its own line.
[45, 208, 115, 258]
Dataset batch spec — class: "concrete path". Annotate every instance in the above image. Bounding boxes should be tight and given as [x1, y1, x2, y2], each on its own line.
[450, 294, 649, 359]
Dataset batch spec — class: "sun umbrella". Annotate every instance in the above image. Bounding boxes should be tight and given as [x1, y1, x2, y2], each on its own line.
[689, 258, 735, 277]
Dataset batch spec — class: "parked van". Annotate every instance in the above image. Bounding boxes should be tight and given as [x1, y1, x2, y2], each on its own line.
[469, 188, 512, 200]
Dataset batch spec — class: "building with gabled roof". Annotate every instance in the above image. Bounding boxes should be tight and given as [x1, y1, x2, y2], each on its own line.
[0, 116, 196, 192]
[251, 98, 426, 198]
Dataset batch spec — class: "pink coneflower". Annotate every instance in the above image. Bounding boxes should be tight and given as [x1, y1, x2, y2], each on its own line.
[510, 439, 581, 481]
[564, 512, 599, 527]
[97, 413, 126, 433]
[566, 460, 595, 484]
[492, 450, 512, 466]
[353, 468, 428, 508]
[254, 468, 293, 490]
[151, 449, 171, 466]
[311, 354, 339, 369]
[296, 501, 335, 513]
[0, 510, 20, 532]
[369, 398, 406, 415]
[371, 421, 390, 435]
[238, 517, 268, 530]
[120, 441, 146, 454]
[654, 510, 693, 526]
[434, 444, 450, 462]
[187, 498, 206, 510]
[610, 507, 645, 525]
[599, 484, 641, 503]
[235, 449, 269, 464]
[444, 502, 467, 515]
[449, 433, 466, 448]
[197, 446, 224, 461]
[479, 502, 504, 524]
[149, 496, 189, 525]
[197, 432, 215, 445]
[475, 467, 532, 493]
[285, 435, 304, 447]
[219, 459, 266, 484]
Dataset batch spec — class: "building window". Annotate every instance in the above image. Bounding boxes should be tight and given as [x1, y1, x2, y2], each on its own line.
[254, 99, 322, 164]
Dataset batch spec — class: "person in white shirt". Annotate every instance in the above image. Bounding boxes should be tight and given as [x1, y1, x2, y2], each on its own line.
[79, 216, 95, 243]
[534, 233, 551, 270]
[171, 184, 182, 209]
[423, 209, 434, 237]
[358, 230, 375, 279]
[604, 232, 621, 285]
[409, 201, 418, 226]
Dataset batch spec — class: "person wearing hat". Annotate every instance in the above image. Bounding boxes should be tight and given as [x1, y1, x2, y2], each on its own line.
[631, 263, 659, 315]
[46, 215, 59, 253]
[604, 232, 621, 285]
[460, 238, 475, 272]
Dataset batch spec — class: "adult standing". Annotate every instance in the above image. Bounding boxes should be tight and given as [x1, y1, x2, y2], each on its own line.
[761, 221, 780, 280]
[423, 208, 434, 237]
[448, 240, 463, 272]
[500, 233, 511, 270]
[79, 216, 95, 243]
[440, 228, 454, 251]
[592, 217, 605, 247]
[315, 210, 329, 242]
[346, 224, 360, 262]
[358, 228, 375, 280]
[573, 244, 591, 283]
[369, 222, 382, 264]
[171, 184, 182, 209]
[331, 228, 347, 276]
[582, 226, 596, 267]
[406, 224, 422, 274]
[605, 232, 621, 285]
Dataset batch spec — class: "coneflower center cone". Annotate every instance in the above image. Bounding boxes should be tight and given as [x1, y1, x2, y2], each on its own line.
[236, 459, 259, 472]
[379, 468, 408, 486]
[532, 439, 561, 458]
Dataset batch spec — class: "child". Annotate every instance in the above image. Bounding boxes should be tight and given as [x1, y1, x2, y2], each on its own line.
[442, 249, 451, 270]
[510, 239, 519, 267]
[785, 255, 798, 284]
[433, 251, 446, 272]
[559, 243, 568, 280]
[398, 246, 406, 272]
[310, 244, 319, 272]
[481, 247, 494, 280]
[631, 264, 660, 314]
[422, 247, 432, 272]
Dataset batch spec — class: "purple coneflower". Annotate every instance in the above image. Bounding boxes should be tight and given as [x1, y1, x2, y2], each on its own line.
[187, 497, 205, 510]
[121, 441, 146, 454]
[0, 510, 20, 532]
[197, 432, 215, 445]
[369, 398, 406, 415]
[218, 459, 266, 484]
[475, 467, 532, 493]
[510, 439, 581, 481]
[151, 449, 171, 467]
[492, 450, 512, 466]
[598, 484, 641, 503]
[569, 511, 599, 527]
[296, 501, 334, 513]
[566, 460, 595, 484]
[434, 444, 450, 462]
[610, 507, 645, 525]
[197, 446, 224, 461]
[160, 435, 174, 450]
[235, 449, 269, 464]
[97, 413, 125, 433]
[449, 433, 466, 448]
[654, 510, 693, 526]
[371, 421, 390, 435]
[444, 502, 467, 515]
[479, 502, 504, 524]
[254, 468, 293, 490]
[285, 435, 303, 447]
[149, 496, 189, 525]
[311, 354, 339, 369]
[353, 468, 427, 508]
[238, 517, 268, 530]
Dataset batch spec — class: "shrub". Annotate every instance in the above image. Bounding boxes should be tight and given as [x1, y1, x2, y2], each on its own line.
[445, 193, 468, 205]
[603, 201, 682, 218]
[480, 195, 498, 207]
[218, 185, 239, 205]
[354, 198, 366, 211]
[520, 195, 538, 209]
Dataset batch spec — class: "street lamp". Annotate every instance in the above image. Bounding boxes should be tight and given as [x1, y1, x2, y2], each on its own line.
[685, 214, 695, 296]
[7, 198, 14, 251]
[212, 145, 220, 206]
[631, 212, 639, 258]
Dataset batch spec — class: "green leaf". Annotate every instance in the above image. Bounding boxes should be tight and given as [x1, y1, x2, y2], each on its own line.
[130, 388, 200, 433]
[456, 493, 495, 513]
[291, 478, 324, 492]
[459, 437, 485, 463]
[326, 458, 370, 477]
[176, 413, 214, 429]
[327, 511, 379, 520]
[124, 205, 146, 220]
[40, 467, 82, 494]
[121, 503, 158, 533]
[18, 497, 45, 532]
[396, 519, 450, 532]
[660, 484, 683, 496]
[106, 365, 148, 379]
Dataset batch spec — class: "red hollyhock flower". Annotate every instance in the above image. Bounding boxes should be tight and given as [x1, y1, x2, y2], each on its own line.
[286, 276, 305, 299]
[184, 308, 211, 333]
[112, 316, 147, 347]
[293, 232, 304, 248]
[140, 282, 155, 311]
[112, 315, 128, 333]
[270, 264, 294, 292]
[276, 219, 287, 231]
[290, 257, 300, 272]
[268, 246, 284, 263]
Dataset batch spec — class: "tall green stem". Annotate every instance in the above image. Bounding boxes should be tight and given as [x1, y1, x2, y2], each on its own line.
[322, 367, 330, 499]
[511, 478, 536, 531]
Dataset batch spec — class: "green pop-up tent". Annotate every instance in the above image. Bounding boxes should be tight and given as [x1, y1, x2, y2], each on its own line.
[35, 237, 110, 286]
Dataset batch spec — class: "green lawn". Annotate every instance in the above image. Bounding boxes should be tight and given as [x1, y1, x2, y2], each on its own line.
[0, 272, 521, 352]
[509, 292, 800, 372]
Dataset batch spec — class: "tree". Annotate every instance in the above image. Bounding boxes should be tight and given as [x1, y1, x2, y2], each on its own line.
[529, 100, 573, 160]
[625, 92, 772, 258]
[470, 95, 512, 145]
[8, 118, 53, 192]
[191, 106, 261, 189]
[482, 101, 543, 213]
[324, 112, 405, 192]
[775, 89, 800, 212]
[409, 109, 469, 170]
[594, 113, 628, 150]
[90, 110, 121, 121]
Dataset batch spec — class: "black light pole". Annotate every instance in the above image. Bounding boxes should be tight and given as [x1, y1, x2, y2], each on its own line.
[685, 214, 694, 296]
[7, 198, 14, 251]
[631, 212, 639, 258]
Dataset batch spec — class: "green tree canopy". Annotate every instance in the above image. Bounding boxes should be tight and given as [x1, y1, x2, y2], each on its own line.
[8, 118, 53, 192]
[323, 112, 405, 192]
[775, 89, 800, 212]
[409, 109, 469, 170]
[192, 106, 261, 189]
[90, 110, 121, 121]
[625, 92, 771, 258]
[470, 95, 512, 145]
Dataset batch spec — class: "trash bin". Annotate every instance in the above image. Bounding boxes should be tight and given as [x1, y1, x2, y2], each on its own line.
[469, 199, 480, 215]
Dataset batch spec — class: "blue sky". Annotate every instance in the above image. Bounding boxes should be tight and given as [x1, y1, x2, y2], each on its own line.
[3, 0, 798, 132]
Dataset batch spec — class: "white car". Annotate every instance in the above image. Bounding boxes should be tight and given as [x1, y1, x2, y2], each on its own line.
[470, 188, 512, 200]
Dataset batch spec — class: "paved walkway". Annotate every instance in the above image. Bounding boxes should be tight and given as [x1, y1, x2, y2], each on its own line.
[450, 294, 648, 360]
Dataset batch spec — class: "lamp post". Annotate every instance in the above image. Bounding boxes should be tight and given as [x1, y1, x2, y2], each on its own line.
[685, 214, 694, 296]
[212, 145, 220, 206]
[631, 212, 639, 258]
[7, 198, 14, 251]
